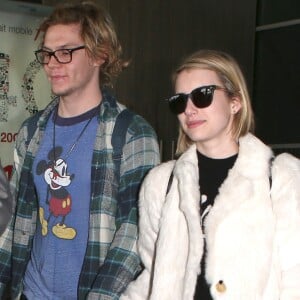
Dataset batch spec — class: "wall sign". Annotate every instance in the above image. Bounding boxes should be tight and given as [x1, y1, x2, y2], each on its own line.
[0, 5, 52, 179]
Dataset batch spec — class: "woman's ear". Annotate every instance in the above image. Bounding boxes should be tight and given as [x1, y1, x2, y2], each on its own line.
[231, 97, 242, 114]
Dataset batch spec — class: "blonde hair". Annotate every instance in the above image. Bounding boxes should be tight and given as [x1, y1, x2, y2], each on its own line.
[173, 49, 254, 154]
[36, 1, 126, 87]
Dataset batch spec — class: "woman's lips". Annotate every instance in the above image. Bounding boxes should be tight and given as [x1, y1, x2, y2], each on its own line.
[186, 119, 206, 129]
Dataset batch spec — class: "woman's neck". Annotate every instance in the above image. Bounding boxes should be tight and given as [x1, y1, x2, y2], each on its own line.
[196, 138, 239, 159]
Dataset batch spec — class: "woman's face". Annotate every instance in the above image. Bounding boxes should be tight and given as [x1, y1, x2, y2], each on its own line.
[175, 68, 241, 157]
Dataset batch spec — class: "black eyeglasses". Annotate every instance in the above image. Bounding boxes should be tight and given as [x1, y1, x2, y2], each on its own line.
[34, 45, 86, 65]
[166, 85, 227, 114]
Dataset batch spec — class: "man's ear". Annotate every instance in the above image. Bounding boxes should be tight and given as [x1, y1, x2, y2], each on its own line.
[88, 49, 107, 67]
[93, 55, 106, 67]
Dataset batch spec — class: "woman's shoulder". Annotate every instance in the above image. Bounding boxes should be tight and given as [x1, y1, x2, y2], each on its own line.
[271, 152, 300, 221]
[139, 160, 176, 213]
[140, 160, 176, 195]
[272, 152, 300, 183]
[145, 160, 176, 181]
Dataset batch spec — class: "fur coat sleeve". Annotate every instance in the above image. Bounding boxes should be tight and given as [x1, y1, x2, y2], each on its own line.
[121, 161, 176, 300]
[271, 153, 300, 299]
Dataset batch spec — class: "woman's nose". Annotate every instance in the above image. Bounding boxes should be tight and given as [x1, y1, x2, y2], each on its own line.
[184, 98, 197, 115]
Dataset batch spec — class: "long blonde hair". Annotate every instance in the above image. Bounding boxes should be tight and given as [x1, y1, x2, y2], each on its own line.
[173, 49, 254, 155]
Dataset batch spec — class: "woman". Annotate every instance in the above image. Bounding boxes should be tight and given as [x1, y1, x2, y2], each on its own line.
[121, 50, 300, 299]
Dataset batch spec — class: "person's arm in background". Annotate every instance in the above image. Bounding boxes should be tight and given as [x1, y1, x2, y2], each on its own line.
[0, 163, 13, 236]
[88, 115, 160, 299]
[0, 138, 21, 296]
[0, 163, 14, 299]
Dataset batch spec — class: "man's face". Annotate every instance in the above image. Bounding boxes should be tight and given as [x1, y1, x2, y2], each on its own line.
[42, 23, 102, 98]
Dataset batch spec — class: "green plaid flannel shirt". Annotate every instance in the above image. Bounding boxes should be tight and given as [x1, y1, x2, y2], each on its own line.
[0, 90, 160, 299]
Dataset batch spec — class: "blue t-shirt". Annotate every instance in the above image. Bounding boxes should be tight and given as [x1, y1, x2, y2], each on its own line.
[23, 106, 99, 299]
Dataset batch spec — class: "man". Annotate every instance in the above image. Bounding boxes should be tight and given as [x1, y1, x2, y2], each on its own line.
[0, 2, 160, 299]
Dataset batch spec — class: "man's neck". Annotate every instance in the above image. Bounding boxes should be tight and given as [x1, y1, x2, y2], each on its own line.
[57, 90, 102, 118]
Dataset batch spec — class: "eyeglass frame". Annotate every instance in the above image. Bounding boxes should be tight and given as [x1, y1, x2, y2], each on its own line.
[34, 45, 86, 65]
[165, 84, 228, 114]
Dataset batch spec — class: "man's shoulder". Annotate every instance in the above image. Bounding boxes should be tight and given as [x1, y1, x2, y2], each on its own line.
[125, 111, 157, 138]
[19, 97, 57, 131]
[102, 91, 157, 140]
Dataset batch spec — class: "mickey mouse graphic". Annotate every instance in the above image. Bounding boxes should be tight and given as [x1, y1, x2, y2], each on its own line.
[36, 146, 76, 240]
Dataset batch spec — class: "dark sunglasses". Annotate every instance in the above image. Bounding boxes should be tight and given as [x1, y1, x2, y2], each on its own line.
[166, 85, 226, 114]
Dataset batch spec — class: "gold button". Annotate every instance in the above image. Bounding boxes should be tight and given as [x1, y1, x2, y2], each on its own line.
[216, 280, 226, 293]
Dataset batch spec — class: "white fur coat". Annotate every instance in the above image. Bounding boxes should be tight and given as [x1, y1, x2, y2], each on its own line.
[121, 134, 300, 300]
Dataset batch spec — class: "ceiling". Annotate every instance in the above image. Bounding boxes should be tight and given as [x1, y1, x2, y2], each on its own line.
[11, 0, 76, 5]
[0, 0, 108, 16]
[0, 0, 85, 16]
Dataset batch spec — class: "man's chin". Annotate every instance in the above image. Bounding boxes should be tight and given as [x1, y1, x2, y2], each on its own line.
[51, 89, 67, 97]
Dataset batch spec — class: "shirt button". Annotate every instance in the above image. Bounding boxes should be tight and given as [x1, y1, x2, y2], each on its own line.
[216, 280, 226, 293]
